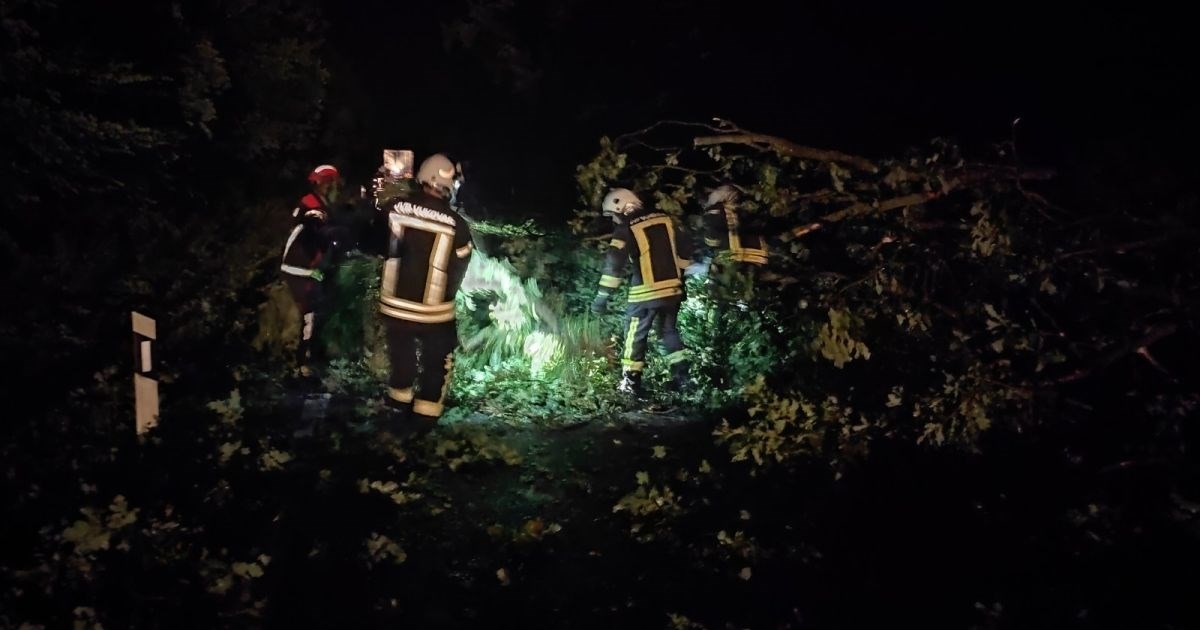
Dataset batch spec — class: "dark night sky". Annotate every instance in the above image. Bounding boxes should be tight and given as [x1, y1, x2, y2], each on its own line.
[319, 1, 1195, 217]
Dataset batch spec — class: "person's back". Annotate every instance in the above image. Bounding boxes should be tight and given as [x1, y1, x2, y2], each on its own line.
[703, 184, 768, 266]
[379, 187, 473, 323]
[379, 154, 473, 437]
[281, 165, 342, 378]
[592, 188, 691, 398]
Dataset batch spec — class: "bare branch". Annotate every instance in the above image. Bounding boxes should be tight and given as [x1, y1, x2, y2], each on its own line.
[693, 133, 879, 173]
[1055, 232, 1197, 262]
[820, 192, 940, 223]
[1054, 323, 1179, 385]
[614, 120, 727, 150]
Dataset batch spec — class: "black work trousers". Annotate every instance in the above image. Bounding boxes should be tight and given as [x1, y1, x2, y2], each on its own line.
[384, 318, 457, 420]
[622, 298, 689, 382]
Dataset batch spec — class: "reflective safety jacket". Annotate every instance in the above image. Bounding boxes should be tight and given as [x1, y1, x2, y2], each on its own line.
[281, 193, 332, 279]
[704, 200, 768, 265]
[598, 209, 691, 305]
[380, 189, 474, 323]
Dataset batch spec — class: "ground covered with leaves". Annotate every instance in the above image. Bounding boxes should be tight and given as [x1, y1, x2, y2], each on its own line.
[3, 371, 1199, 629]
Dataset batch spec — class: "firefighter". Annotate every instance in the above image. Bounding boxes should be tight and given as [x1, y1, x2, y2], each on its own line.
[702, 184, 769, 301]
[281, 164, 343, 378]
[591, 188, 691, 398]
[379, 153, 473, 437]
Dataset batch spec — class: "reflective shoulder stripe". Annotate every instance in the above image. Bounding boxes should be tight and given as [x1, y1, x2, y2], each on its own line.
[456, 242, 473, 258]
[610, 238, 627, 249]
[599, 275, 623, 288]
[704, 237, 721, 246]
[394, 213, 456, 236]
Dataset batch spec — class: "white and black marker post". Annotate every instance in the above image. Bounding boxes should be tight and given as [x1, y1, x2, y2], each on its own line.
[131, 311, 159, 434]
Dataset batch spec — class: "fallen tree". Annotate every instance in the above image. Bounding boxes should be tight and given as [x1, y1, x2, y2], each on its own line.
[574, 120, 1198, 468]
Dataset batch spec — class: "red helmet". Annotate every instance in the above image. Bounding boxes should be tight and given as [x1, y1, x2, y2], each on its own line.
[307, 164, 340, 186]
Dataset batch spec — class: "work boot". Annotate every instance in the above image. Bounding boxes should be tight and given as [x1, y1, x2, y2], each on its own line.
[618, 370, 644, 399]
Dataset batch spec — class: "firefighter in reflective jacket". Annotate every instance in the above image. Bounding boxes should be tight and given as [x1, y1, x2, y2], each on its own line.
[702, 184, 768, 300]
[379, 154, 473, 434]
[591, 188, 691, 397]
[281, 164, 342, 377]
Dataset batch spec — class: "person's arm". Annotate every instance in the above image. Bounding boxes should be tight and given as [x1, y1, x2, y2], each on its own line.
[449, 217, 475, 297]
[674, 221, 694, 273]
[592, 224, 630, 313]
[703, 203, 728, 255]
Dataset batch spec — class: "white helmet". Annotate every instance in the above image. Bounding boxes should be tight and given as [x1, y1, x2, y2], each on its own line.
[602, 188, 643, 216]
[417, 153, 459, 194]
[704, 184, 739, 209]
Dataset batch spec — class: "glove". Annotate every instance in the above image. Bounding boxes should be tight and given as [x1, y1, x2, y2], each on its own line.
[590, 294, 609, 314]
[310, 269, 325, 282]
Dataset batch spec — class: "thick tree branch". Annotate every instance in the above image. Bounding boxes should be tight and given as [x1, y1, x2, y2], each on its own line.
[693, 133, 880, 173]
[815, 166, 1057, 224]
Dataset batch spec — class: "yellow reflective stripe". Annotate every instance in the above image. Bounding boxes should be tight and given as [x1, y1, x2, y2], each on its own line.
[665, 220, 682, 277]
[380, 304, 456, 323]
[610, 238, 627, 249]
[599, 275, 623, 288]
[413, 399, 444, 417]
[666, 350, 689, 365]
[623, 317, 639, 362]
[456, 242, 473, 258]
[704, 237, 721, 247]
[388, 387, 414, 403]
[628, 278, 681, 296]
[426, 232, 452, 304]
[725, 207, 741, 253]
[627, 286, 682, 303]
[621, 359, 645, 372]
[382, 259, 400, 294]
[392, 213, 455, 236]
[380, 294, 455, 313]
[730, 252, 768, 265]
[280, 264, 315, 277]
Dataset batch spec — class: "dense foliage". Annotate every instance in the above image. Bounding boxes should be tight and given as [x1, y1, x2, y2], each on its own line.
[572, 120, 1197, 472]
